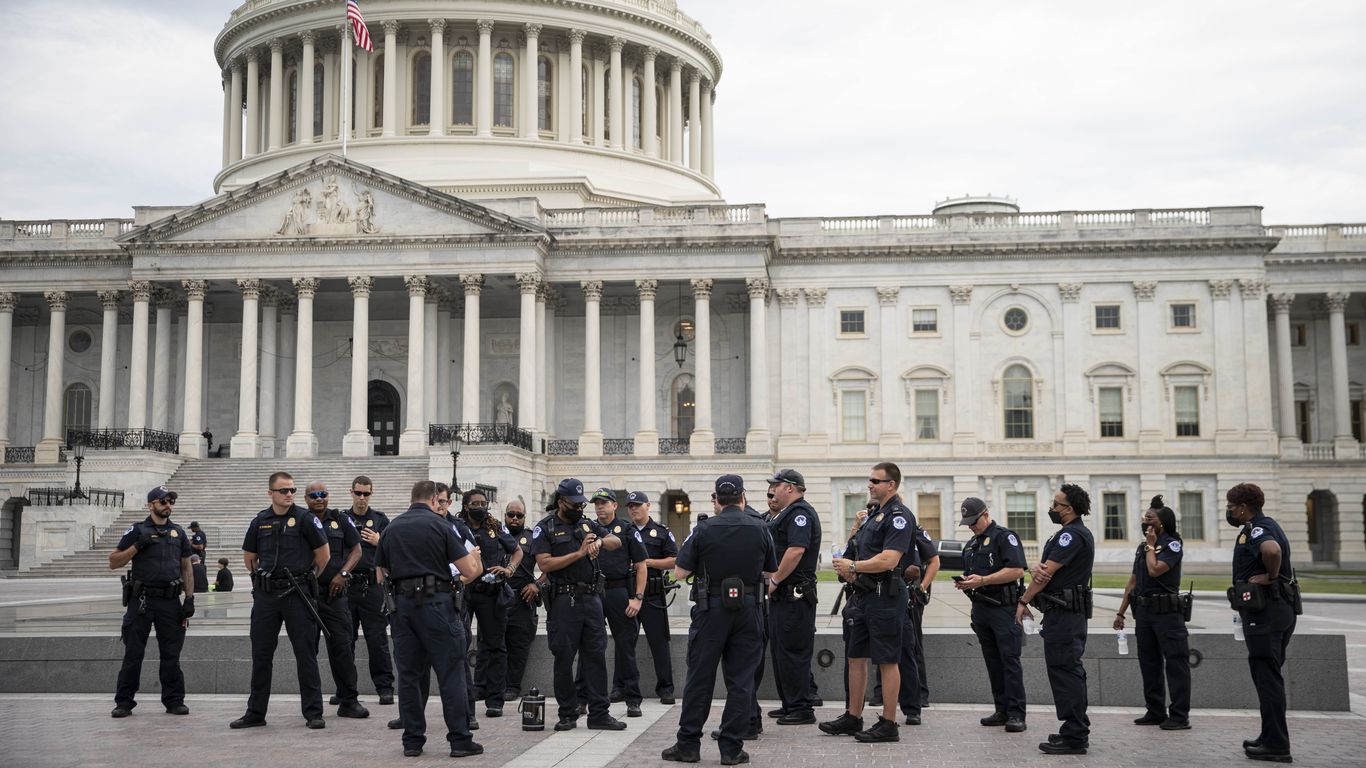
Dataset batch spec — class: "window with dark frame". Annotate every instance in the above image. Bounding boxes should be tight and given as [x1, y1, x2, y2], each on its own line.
[1094, 304, 1121, 330]
[839, 309, 865, 335]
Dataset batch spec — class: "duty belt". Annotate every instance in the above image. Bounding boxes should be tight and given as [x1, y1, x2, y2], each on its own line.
[603, 576, 634, 590]
[257, 575, 297, 593]
[393, 575, 456, 597]
[136, 581, 183, 599]
[966, 583, 1021, 607]
[1031, 585, 1093, 615]
[1130, 591, 1184, 613]
[550, 581, 603, 597]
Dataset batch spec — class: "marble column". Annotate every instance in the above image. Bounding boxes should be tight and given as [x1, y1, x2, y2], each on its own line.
[1240, 279, 1275, 441]
[35, 292, 69, 463]
[642, 48, 658, 157]
[517, 273, 541, 432]
[608, 38, 624, 150]
[380, 20, 399, 137]
[460, 274, 483, 424]
[229, 60, 243, 162]
[535, 286, 548, 435]
[342, 277, 373, 456]
[0, 293, 16, 455]
[299, 31, 316, 143]
[544, 287, 559, 435]
[179, 281, 208, 458]
[476, 20, 494, 136]
[268, 38, 284, 150]
[580, 280, 604, 455]
[804, 288, 827, 445]
[949, 285, 976, 455]
[424, 292, 440, 429]
[689, 279, 714, 455]
[127, 281, 152, 431]
[399, 276, 428, 455]
[96, 290, 120, 430]
[286, 278, 319, 457]
[276, 296, 297, 444]
[428, 19, 446, 136]
[221, 70, 232, 166]
[523, 24, 542, 139]
[700, 78, 714, 177]
[174, 298, 188, 433]
[231, 279, 262, 457]
[874, 287, 900, 451]
[591, 48, 606, 146]
[1210, 280, 1240, 440]
[1133, 281, 1162, 453]
[1327, 292, 1356, 446]
[258, 290, 278, 455]
[568, 30, 585, 144]
[669, 60, 683, 163]
[635, 280, 659, 455]
[335, 25, 349, 139]
[1059, 283, 1087, 453]
[437, 298, 453, 424]
[745, 278, 771, 453]
[150, 289, 174, 433]
[1271, 293, 1297, 442]
[245, 50, 260, 155]
[322, 34, 337, 140]
[687, 72, 701, 171]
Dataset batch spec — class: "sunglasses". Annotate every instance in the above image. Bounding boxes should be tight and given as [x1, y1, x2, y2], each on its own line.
[352, 490, 372, 497]
[271, 487, 297, 495]
[165, 497, 176, 506]
[307, 491, 329, 500]
[867, 477, 893, 485]
[766, 492, 776, 499]
[505, 513, 525, 519]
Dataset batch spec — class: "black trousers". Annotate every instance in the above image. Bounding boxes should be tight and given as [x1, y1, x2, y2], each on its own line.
[465, 587, 509, 708]
[1041, 610, 1089, 743]
[114, 595, 186, 710]
[769, 596, 817, 714]
[318, 593, 360, 704]
[504, 597, 539, 697]
[639, 594, 675, 697]
[1244, 601, 1297, 752]
[347, 576, 395, 695]
[546, 592, 609, 721]
[911, 599, 929, 706]
[677, 601, 762, 758]
[575, 585, 641, 704]
[1134, 606, 1190, 722]
[970, 602, 1025, 720]
[247, 589, 323, 720]
[391, 592, 474, 751]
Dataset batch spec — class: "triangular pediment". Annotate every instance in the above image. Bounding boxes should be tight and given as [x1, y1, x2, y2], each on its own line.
[119, 154, 546, 246]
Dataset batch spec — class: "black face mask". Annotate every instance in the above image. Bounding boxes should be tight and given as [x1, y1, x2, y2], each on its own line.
[1141, 522, 1156, 537]
[1048, 509, 1063, 525]
[1226, 511, 1243, 528]
[561, 504, 584, 523]
[467, 506, 488, 524]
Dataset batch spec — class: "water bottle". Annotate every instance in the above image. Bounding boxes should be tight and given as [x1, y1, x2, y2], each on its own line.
[1022, 615, 1036, 636]
[1233, 612, 1244, 642]
[481, 571, 499, 584]
[830, 544, 844, 564]
[1116, 631, 1129, 655]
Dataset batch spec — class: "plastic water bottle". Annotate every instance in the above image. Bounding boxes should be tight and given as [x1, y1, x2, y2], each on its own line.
[830, 544, 844, 564]
[1022, 615, 1036, 636]
[1116, 631, 1129, 655]
[1233, 613, 1244, 642]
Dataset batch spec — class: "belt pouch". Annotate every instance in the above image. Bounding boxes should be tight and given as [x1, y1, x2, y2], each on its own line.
[720, 576, 745, 610]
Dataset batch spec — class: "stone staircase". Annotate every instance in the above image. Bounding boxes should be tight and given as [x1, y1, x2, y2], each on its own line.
[18, 456, 431, 578]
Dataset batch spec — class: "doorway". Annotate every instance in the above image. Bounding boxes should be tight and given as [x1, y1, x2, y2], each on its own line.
[368, 380, 401, 456]
[662, 490, 693, 543]
[916, 493, 942, 540]
[1306, 489, 1338, 564]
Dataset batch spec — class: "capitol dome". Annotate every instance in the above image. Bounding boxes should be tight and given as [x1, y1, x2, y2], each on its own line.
[212, 0, 722, 208]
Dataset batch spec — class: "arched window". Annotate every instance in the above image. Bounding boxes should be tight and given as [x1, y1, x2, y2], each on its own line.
[1003, 364, 1034, 439]
[493, 52, 514, 127]
[312, 58, 324, 139]
[286, 70, 298, 143]
[581, 65, 590, 138]
[631, 77, 642, 149]
[63, 384, 92, 435]
[372, 54, 385, 129]
[672, 374, 695, 439]
[412, 51, 431, 126]
[452, 50, 474, 125]
[537, 56, 554, 131]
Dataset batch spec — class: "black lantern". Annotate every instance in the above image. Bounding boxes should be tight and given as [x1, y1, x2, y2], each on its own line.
[672, 330, 688, 367]
[68, 440, 87, 500]
[450, 432, 462, 493]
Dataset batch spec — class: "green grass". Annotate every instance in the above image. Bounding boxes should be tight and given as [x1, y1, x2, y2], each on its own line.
[814, 569, 1366, 595]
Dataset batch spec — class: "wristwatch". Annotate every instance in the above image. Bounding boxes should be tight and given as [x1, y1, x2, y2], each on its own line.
[339, 570, 350, 579]
[631, 593, 644, 600]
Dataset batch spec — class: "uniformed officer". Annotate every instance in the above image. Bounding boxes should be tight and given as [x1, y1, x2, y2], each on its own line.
[1226, 482, 1297, 763]
[304, 480, 369, 719]
[821, 461, 915, 744]
[626, 490, 678, 705]
[109, 485, 194, 718]
[764, 469, 821, 726]
[662, 474, 777, 766]
[529, 478, 628, 731]
[874, 513, 935, 726]
[345, 475, 395, 705]
[1114, 495, 1190, 730]
[577, 488, 648, 717]
[232, 471, 331, 729]
[459, 487, 521, 717]
[954, 497, 1027, 732]
[907, 522, 939, 713]
[1017, 483, 1095, 755]
[375, 480, 485, 758]
[188, 520, 207, 564]
[502, 499, 544, 701]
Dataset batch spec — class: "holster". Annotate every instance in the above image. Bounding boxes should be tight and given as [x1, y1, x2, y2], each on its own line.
[907, 580, 929, 607]
[1282, 581, 1303, 615]
[121, 574, 133, 607]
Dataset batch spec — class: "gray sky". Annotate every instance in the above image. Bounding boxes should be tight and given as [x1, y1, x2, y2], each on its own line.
[2, 0, 1363, 223]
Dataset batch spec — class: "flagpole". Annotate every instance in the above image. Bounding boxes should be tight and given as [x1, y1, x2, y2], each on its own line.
[341, 4, 351, 157]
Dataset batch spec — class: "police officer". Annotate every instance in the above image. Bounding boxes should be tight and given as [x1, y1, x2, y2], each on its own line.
[662, 474, 777, 766]
[626, 490, 678, 705]
[764, 469, 821, 726]
[1226, 482, 1297, 763]
[109, 485, 194, 718]
[821, 461, 915, 744]
[502, 499, 543, 702]
[375, 480, 485, 758]
[1114, 495, 1190, 731]
[907, 521, 938, 714]
[232, 471, 331, 729]
[954, 497, 1027, 732]
[874, 513, 935, 726]
[303, 480, 369, 719]
[345, 475, 394, 705]
[1017, 483, 1095, 755]
[529, 478, 628, 732]
[188, 520, 207, 564]
[459, 487, 521, 717]
[577, 488, 648, 717]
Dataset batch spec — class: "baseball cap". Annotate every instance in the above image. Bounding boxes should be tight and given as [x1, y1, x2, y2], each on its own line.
[714, 474, 745, 496]
[959, 497, 988, 525]
[189, 521, 200, 529]
[769, 468, 805, 489]
[590, 487, 617, 503]
[625, 490, 649, 505]
[556, 478, 588, 504]
[147, 485, 173, 503]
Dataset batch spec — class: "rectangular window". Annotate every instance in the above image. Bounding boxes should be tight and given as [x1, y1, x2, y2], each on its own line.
[1174, 386, 1200, 436]
[911, 308, 938, 334]
[916, 494, 941, 540]
[914, 389, 939, 440]
[1296, 400, 1312, 443]
[1178, 491, 1204, 541]
[840, 390, 867, 442]
[841, 493, 866, 550]
[1094, 304, 1121, 330]
[1291, 323, 1307, 347]
[1102, 492, 1127, 541]
[1098, 387, 1124, 437]
[839, 309, 866, 335]
[1351, 399, 1362, 443]
[1170, 303, 1196, 329]
[1349, 322, 1361, 346]
[1006, 492, 1037, 542]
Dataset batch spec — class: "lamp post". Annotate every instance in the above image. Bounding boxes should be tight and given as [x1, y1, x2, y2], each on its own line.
[450, 431, 462, 493]
[69, 440, 87, 501]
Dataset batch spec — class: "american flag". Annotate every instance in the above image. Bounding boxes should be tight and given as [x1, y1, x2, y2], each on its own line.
[347, 0, 373, 52]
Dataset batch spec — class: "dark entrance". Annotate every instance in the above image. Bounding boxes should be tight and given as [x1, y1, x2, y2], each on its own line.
[1306, 489, 1339, 564]
[661, 490, 693, 543]
[368, 380, 401, 456]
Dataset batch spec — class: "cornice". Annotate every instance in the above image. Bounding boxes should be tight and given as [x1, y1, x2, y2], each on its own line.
[124, 232, 552, 256]
[1266, 252, 1366, 266]
[772, 236, 1280, 264]
[548, 235, 774, 254]
[0, 251, 132, 267]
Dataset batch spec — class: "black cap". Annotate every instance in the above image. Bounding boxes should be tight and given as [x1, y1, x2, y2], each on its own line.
[556, 478, 588, 504]
[189, 521, 200, 529]
[959, 497, 987, 525]
[714, 474, 745, 496]
[147, 485, 172, 503]
[625, 490, 649, 505]
[769, 468, 805, 490]
[590, 487, 617, 503]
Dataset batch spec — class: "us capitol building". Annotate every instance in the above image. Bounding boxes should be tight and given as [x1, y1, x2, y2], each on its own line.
[1, 0, 1364, 570]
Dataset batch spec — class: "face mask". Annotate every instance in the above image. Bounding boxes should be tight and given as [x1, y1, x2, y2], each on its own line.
[562, 504, 584, 523]
[1141, 523, 1155, 537]
[1048, 509, 1063, 525]
[467, 506, 488, 523]
[1225, 511, 1242, 528]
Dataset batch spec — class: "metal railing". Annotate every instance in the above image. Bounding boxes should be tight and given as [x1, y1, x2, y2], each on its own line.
[68, 428, 180, 454]
[428, 423, 535, 452]
[603, 438, 635, 456]
[659, 437, 690, 455]
[546, 439, 580, 456]
[4, 446, 35, 464]
[715, 438, 747, 454]
[24, 487, 125, 507]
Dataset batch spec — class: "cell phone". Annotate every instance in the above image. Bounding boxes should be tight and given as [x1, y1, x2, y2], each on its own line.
[952, 575, 965, 583]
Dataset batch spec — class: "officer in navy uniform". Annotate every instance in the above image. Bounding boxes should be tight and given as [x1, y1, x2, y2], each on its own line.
[109, 485, 195, 718]
[529, 478, 628, 732]
[1017, 483, 1095, 755]
[459, 486, 521, 717]
[907, 522, 939, 712]
[502, 499, 543, 701]
[954, 497, 1028, 732]
[188, 520, 207, 565]
[1226, 482, 1297, 763]
[662, 474, 777, 766]
[1114, 495, 1190, 730]
[375, 480, 485, 758]
[577, 488, 649, 717]
[303, 480, 369, 719]
[232, 471, 331, 729]
[626, 490, 678, 704]
[764, 469, 822, 726]
[821, 461, 915, 744]
[345, 475, 395, 705]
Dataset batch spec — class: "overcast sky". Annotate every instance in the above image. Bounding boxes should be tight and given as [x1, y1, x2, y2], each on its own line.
[2, 0, 1363, 222]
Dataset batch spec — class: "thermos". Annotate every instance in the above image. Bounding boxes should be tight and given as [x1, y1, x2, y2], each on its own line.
[521, 687, 545, 731]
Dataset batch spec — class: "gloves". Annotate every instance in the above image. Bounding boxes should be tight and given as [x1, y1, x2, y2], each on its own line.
[180, 596, 195, 620]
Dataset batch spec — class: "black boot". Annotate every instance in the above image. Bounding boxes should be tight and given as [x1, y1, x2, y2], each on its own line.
[853, 715, 899, 743]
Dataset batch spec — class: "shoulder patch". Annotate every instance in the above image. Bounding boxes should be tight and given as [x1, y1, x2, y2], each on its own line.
[667, 531, 676, 541]
[920, 529, 931, 540]
[532, 526, 542, 539]
[347, 516, 356, 528]
[634, 530, 643, 542]
[1169, 540, 1182, 553]
[1250, 526, 1265, 539]
[1007, 533, 1019, 547]
[1059, 532, 1073, 547]
[794, 514, 808, 527]
[892, 515, 907, 530]
[313, 516, 324, 530]
[124, 524, 135, 535]
[501, 526, 510, 535]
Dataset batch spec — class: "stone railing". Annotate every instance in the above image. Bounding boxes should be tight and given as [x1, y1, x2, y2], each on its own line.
[1265, 224, 1366, 239]
[659, 437, 690, 455]
[1300, 443, 1337, 461]
[428, 423, 534, 452]
[1, 219, 134, 241]
[603, 438, 635, 456]
[68, 428, 180, 454]
[787, 207, 1234, 238]
[2, 446, 67, 464]
[544, 204, 764, 228]
[546, 439, 579, 456]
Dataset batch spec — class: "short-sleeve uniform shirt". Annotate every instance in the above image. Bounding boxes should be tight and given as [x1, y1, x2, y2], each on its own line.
[242, 505, 328, 575]
[117, 517, 193, 583]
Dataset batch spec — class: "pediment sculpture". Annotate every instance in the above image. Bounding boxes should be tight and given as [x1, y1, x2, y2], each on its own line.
[277, 176, 380, 236]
